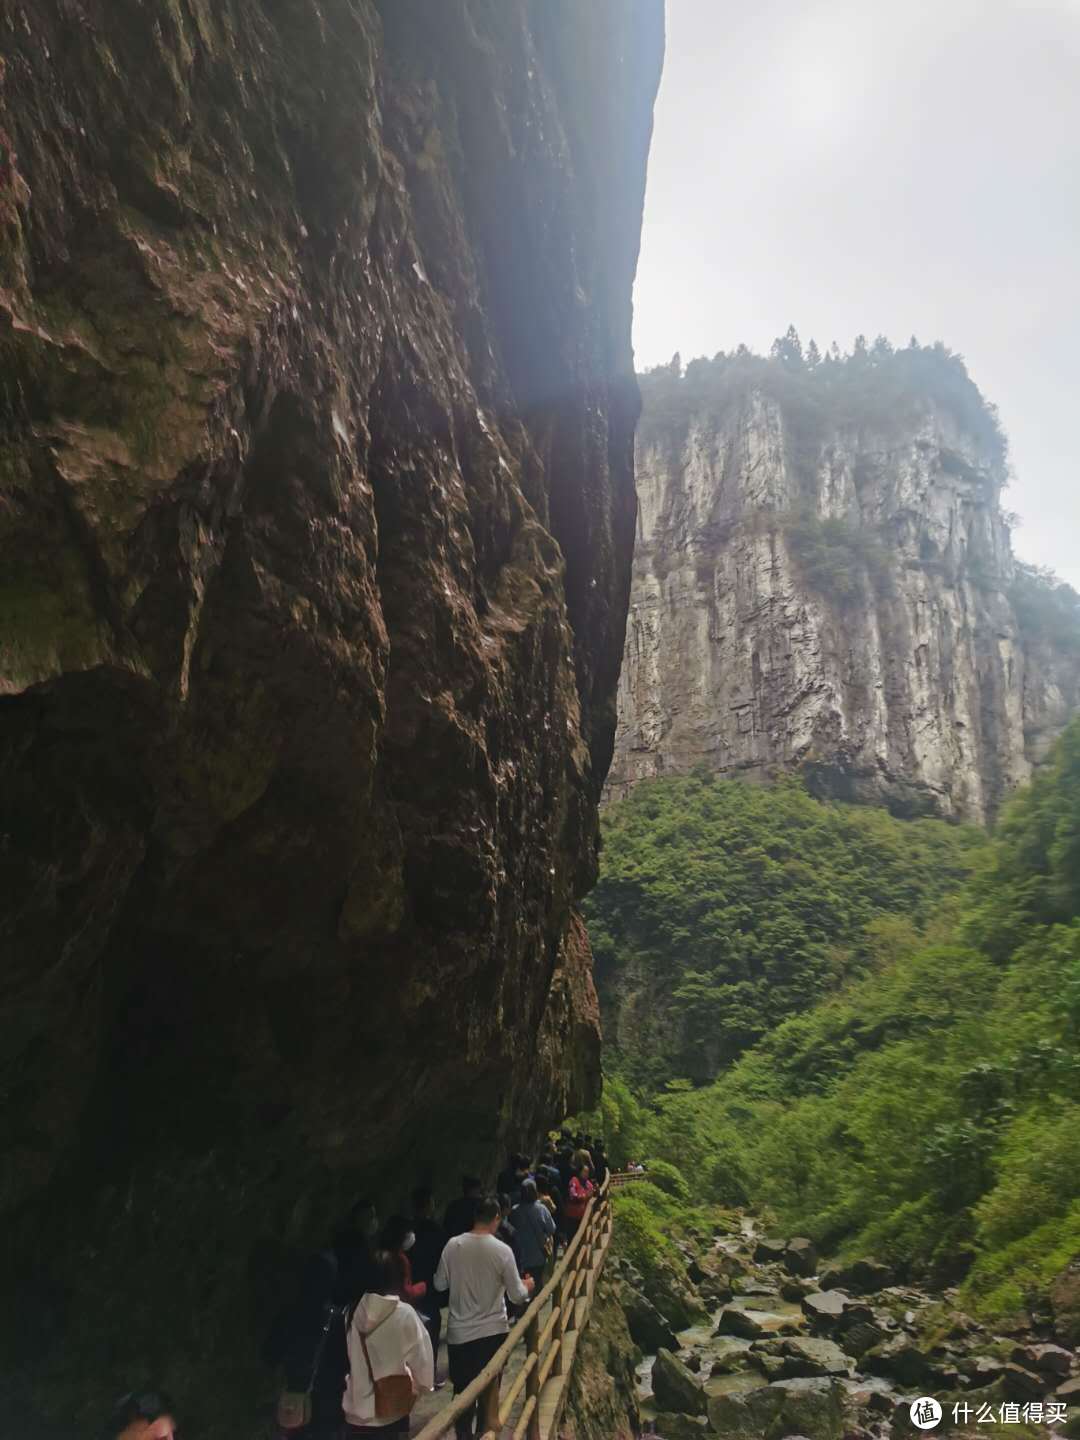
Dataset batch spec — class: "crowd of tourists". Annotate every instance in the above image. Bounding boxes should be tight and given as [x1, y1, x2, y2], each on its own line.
[101, 1133, 610, 1440]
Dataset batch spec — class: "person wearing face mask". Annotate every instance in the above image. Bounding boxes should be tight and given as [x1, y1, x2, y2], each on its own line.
[103, 1388, 177, 1440]
[380, 1215, 428, 1305]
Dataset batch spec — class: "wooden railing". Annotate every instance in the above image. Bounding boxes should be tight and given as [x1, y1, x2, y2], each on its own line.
[608, 1169, 649, 1190]
[413, 1176, 614, 1440]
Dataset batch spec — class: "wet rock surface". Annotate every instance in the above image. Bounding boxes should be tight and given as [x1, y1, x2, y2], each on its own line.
[0, 2, 663, 1433]
[633, 1216, 1080, 1440]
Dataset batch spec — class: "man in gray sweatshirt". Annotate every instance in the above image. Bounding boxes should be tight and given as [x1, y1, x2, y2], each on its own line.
[433, 1195, 533, 1439]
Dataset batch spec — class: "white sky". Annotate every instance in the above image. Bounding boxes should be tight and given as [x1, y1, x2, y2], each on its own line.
[633, 0, 1080, 588]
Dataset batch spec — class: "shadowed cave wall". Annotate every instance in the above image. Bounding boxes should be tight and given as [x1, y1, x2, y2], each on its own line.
[0, 1, 663, 1431]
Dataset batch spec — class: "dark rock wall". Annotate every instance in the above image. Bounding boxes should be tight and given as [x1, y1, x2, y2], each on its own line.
[0, 1, 662, 1431]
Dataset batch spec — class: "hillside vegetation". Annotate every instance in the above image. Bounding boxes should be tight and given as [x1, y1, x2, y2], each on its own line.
[588, 719, 1080, 1320]
[589, 773, 984, 1086]
[637, 332, 1009, 475]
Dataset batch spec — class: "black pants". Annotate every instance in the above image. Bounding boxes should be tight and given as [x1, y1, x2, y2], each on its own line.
[420, 1303, 442, 1359]
[447, 1333, 504, 1440]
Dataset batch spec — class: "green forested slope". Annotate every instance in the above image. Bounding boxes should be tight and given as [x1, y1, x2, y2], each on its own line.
[589, 720, 1080, 1319]
[588, 773, 984, 1086]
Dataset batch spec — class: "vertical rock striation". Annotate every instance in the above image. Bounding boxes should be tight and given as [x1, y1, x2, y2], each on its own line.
[0, 2, 662, 1430]
[609, 355, 1080, 821]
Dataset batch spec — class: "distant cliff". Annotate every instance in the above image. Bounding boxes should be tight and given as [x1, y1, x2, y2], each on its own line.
[608, 338, 1080, 822]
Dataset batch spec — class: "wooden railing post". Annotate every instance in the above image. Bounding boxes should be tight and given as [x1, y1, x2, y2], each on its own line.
[525, 1310, 541, 1440]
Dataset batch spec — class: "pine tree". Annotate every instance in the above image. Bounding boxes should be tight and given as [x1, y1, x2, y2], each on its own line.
[770, 325, 804, 369]
[871, 334, 894, 363]
[806, 338, 822, 369]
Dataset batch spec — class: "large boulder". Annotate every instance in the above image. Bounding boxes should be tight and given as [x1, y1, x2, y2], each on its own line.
[1002, 1363, 1051, 1400]
[818, 1260, 895, 1294]
[837, 1321, 888, 1359]
[652, 1348, 707, 1417]
[733, 1277, 781, 1297]
[716, 1307, 768, 1340]
[1012, 1342, 1073, 1378]
[754, 1238, 789, 1265]
[863, 1336, 935, 1386]
[617, 1284, 679, 1354]
[801, 1291, 850, 1325]
[707, 1377, 847, 1440]
[960, 1355, 1007, 1385]
[654, 1412, 710, 1440]
[779, 1338, 851, 1378]
[782, 1277, 819, 1302]
[699, 1277, 735, 1306]
[784, 1238, 818, 1278]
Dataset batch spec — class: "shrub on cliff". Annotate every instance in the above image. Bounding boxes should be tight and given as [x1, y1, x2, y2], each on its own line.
[641, 1160, 691, 1204]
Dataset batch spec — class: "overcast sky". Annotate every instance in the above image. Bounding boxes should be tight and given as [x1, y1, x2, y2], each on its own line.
[633, 0, 1080, 588]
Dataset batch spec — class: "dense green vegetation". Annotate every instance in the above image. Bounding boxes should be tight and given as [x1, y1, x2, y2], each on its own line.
[637, 331, 1008, 478]
[588, 772, 984, 1086]
[587, 720, 1080, 1320]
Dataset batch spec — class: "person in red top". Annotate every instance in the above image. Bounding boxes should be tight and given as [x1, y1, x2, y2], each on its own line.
[562, 1164, 595, 1241]
[380, 1215, 428, 1304]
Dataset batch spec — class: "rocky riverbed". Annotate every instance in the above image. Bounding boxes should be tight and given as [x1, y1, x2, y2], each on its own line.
[609, 1216, 1079, 1440]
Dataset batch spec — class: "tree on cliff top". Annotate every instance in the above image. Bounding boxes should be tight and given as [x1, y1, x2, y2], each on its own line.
[637, 334, 1008, 474]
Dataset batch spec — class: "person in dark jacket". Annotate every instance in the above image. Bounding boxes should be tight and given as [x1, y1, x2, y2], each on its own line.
[510, 1180, 556, 1290]
[590, 1138, 610, 1187]
[333, 1197, 379, 1305]
[443, 1175, 482, 1239]
[264, 1250, 346, 1439]
[410, 1185, 448, 1374]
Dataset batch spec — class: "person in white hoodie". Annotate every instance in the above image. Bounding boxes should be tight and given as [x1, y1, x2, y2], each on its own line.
[344, 1250, 434, 1437]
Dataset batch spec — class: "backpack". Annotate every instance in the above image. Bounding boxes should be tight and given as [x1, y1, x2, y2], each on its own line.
[359, 1309, 417, 1422]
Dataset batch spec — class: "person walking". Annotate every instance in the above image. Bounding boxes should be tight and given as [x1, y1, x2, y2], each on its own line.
[380, 1215, 428, 1305]
[433, 1196, 533, 1440]
[442, 1176, 482, 1239]
[409, 1186, 447, 1367]
[509, 1180, 556, 1291]
[344, 1251, 434, 1437]
[563, 1164, 595, 1243]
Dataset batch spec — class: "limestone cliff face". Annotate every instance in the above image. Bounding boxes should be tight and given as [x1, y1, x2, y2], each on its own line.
[609, 364, 1080, 822]
[0, 2, 662, 1431]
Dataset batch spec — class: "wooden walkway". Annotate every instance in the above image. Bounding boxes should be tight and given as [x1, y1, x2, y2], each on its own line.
[410, 1179, 614, 1440]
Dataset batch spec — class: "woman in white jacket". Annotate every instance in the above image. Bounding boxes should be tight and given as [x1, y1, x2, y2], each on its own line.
[344, 1250, 435, 1437]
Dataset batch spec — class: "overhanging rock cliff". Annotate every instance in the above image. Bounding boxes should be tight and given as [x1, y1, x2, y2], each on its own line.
[0, 2, 662, 1430]
[609, 346, 1080, 822]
